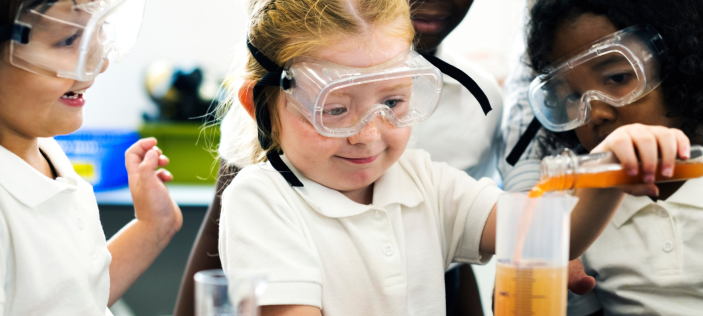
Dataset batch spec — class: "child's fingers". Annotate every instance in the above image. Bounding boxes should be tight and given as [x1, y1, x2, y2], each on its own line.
[152, 146, 163, 157]
[651, 127, 678, 178]
[125, 138, 158, 174]
[599, 131, 639, 176]
[158, 154, 170, 167]
[568, 259, 596, 295]
[138, 137, 158, 152]
[156, 169, 173, 182]
[137, 149, 160, 182]
[673, 128, 691, 160]
[626, 126, 658, 183]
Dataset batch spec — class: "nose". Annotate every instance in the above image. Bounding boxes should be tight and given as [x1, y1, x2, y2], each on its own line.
[348, 117, 382, 145]
[588, 100, 617, 126]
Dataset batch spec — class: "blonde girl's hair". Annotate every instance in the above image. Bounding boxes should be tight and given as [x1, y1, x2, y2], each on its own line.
[217, 0, 415, 167]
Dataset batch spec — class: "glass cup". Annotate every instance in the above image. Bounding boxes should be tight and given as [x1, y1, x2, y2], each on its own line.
[494, 192, 579, 316]
[194, 269, 266, 316]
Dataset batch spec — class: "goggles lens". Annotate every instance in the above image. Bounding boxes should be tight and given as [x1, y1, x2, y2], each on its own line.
[531, 51, 640, 130]
[284, 50, 443, 137]
[10, 0, 145, 80]
[528, 25, 666, 132]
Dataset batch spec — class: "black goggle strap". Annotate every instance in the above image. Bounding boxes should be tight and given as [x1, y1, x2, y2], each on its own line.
[0, 24, 31, 44]
[419, 53, 492, 115]
[506, 117, 543, 166]
[247, 38, 303, 187]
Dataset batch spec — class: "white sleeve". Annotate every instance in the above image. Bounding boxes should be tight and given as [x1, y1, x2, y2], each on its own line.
[426, 157, 503, 266]
[218, 173, 322, 308]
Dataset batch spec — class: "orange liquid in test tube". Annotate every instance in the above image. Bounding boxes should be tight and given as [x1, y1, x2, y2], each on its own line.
[528, 161, 703, 198]
[494, 264, 567, 316]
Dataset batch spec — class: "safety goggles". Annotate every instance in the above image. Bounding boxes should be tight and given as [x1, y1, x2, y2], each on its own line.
[528, 25, 667, 132]
[281, 50, 443, 138]
[0, 0, 145, 81]
[246, 39, 492, 187]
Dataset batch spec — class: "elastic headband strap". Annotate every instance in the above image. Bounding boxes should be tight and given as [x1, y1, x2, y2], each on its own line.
[506, 117, 542, 166]
[247, 38, 303, 187]
[420, 53, 492, 115]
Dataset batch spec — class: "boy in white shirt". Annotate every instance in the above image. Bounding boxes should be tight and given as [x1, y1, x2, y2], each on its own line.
[0, 0, 182, 314]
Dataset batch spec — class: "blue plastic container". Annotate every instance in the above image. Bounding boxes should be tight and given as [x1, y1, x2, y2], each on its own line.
[55, 129, 140, 192]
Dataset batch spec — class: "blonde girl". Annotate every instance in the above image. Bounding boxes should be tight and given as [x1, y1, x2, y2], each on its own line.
[218, 1, 688, 315]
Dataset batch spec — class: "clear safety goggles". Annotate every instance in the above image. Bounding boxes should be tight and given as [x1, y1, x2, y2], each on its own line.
[4, 0, 145, 81]
[528, 25, 667, 132]
[280, 49, 443, 138]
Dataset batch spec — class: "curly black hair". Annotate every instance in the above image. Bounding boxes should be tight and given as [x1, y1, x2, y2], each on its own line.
[527, 0, 703, 156]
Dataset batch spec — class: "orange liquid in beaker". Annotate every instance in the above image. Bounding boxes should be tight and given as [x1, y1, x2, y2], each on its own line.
[494, 264, 568, 316]
[528, 161, 703, 198]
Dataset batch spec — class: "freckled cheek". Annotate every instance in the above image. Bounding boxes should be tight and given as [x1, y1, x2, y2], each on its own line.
[383, 125, 412, 151]
[283, 115, 340, 159]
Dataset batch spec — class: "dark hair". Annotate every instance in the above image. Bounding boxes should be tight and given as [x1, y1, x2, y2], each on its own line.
[527, 0, 703, 156]
[1, 0, 21, 26]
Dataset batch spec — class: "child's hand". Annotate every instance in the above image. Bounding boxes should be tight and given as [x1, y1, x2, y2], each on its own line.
[591, 124, 690, 197]
[125, 138, 183, 240]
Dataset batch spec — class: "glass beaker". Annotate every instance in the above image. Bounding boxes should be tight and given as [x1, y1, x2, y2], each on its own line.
[494, 193, 578, 316]
[194, 269, 267, 316]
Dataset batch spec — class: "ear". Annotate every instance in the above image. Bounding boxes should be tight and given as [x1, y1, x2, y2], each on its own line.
[238, 80, 256, 120]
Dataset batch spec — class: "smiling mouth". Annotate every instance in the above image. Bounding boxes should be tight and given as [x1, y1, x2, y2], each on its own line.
[337, 154, 380, 165]
[60, 89, 86, 100]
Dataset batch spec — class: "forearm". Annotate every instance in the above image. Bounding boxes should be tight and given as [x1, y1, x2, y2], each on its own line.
[569, 188, 624, 259]
[107, 219, 176, 305]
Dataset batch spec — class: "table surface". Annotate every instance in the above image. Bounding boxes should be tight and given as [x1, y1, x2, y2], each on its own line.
[95, 184, 215, 206]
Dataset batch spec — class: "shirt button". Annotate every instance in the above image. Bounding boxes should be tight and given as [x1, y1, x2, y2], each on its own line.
[76, 218, 85, 230]
[662, 241, 674, 253]
[382, 243, 394, 256]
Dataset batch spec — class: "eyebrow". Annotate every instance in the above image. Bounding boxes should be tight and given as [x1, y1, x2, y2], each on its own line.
[591, 55, 629, 72]
[378, 82, 412, 93]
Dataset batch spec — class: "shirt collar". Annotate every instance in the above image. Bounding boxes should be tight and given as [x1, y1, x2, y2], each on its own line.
[0, 138, 80, 208]
[278, 154, 424, 218]
[611, 177, 703, 228]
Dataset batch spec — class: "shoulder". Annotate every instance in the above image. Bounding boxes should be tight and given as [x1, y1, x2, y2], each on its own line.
[221, 162, 300, 216]
[224, 162, 282, 198]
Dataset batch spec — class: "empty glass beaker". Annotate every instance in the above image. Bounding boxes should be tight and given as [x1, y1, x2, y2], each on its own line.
[194, 269, 266, 316]
[494, 192, 578, 316]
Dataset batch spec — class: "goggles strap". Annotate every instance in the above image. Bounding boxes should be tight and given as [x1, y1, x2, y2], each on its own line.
[247, 38, 304, 187]
[420, 53, 492, 115]
[506, 117, 542, 166]
[0, 24, 32, 44]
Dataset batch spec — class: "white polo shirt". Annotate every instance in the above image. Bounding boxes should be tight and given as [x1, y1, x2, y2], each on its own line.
[408, 46, 504, 180]
[567, 177, 703, 315]
[219, 149, 501, 315]
[0, 138, 112, 316]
